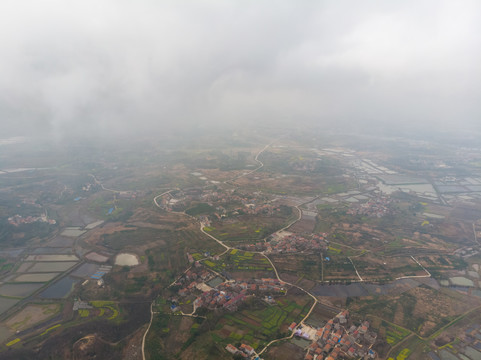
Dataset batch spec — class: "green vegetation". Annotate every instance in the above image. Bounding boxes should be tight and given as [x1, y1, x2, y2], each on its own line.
[5, 338, 20, 347]
[186, 203, 215, 216]
[40, 324, 61, 336]
[78, 309, 90, 317]
[207, 211, 294, 244]
[203, 250, 273, 273]
[90, 301, 119, 320]
[381, 321, 411, 346]
[213, 297, 311, 348]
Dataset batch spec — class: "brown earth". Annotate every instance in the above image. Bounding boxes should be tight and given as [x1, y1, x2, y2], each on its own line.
[5, 304, 60, 332]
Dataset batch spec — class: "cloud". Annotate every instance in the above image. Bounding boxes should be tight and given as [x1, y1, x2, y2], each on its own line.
[0, 0, 480, 138]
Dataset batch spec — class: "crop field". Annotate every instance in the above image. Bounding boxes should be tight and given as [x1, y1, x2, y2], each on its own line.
[352, 254, 425, 281]
[14, 273, 58, 282]
[74, 301, 120, 321]
[213, 296, 311, 349]
[61, 228, 86, 237]
[0, 298, 19, 316]
[417, 255, 467, 273]
[40, 323, 61, 336]
[207, 214, 292, 244]
[203, 249, 273, 273]
[102, 227, 223, 256]
[387, 336, 426, 360]
[0, 283, 43, 298]
[70, 263, 101, 278]
[350, 286, 481, 337]
[367, 317, 411, 347]
[388, 348, 411, 360]
[270, 254, 321, 281]
[90, 301, 119, 320]
[24, 255, 79, 262]
[185, 202, 216, 216]
[5, 304, 60, 332]
[323, 255, 358, 280]
[25, 261, 78, 273]
[101, 227, 165, 250]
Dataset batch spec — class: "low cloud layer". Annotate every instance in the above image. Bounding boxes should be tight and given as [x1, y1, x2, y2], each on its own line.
[1, 1, 480, 138]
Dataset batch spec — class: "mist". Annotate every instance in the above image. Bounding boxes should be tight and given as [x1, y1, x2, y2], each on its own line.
[1, 0, 480, 140]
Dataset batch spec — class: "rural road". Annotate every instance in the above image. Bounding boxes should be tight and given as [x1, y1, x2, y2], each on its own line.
[144, 139, 324, 357]
[142, 140, 329, 358]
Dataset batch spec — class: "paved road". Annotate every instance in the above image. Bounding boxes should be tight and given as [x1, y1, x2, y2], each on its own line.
[142, 140, 281, 358]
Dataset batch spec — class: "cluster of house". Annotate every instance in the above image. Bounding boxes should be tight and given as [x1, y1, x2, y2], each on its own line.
[225, 343, 261, 359]
[237, 232, 329, 254]
[301, 311, 377, 360]
[156, 188, 239, 212]
[346, 196, 392, 218]
[266, 232, 328, 254]
[21, 198, 42, 207]
[7, 214, 56, 226]
[173, 263, 285, 312]
[156, 187, 284, 219]
[175, 268, 213, 294]
[191, 287, 246, 312]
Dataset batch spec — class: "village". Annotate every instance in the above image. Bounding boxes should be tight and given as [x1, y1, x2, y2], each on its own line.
[346, 196, 393, 218]
[170, 258, 379, 360]
[171, 262, 285, 313]
[223, 309, 378, 360]
[156, 187, 287, 219]
[300, 310, 377, 360]
[7, 214, 56, 226]
[235, 231, 329, 254]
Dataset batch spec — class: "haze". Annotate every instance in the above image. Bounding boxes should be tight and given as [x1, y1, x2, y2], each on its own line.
[1, 0, 480, 139]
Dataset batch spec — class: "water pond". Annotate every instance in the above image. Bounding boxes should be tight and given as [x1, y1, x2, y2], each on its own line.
[40, 276, 78, 298]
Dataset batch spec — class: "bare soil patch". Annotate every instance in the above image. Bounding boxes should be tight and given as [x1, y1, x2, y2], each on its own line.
[6, 304, 60, 332]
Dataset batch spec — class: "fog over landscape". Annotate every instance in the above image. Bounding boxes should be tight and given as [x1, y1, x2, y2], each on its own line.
[1, 0, 480, 139]
[4, 3, 481, 360]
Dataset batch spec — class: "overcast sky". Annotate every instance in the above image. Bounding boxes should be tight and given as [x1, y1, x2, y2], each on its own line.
[1, 0, 480, 139]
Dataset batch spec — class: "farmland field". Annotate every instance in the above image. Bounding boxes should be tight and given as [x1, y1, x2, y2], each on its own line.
[24, 255, 79, 262]
[207, 213, 295, 245]
[0, 283, 44, 298]
[14, 273, 58, 282]
[203, 249, 273, 273]
[5, 304, 60, 332]
[352, 254, 426, 281]
[213, 295, 312, 349]
[26, 262, 78, 273]
[0, 298, 19, 315]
